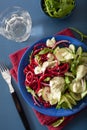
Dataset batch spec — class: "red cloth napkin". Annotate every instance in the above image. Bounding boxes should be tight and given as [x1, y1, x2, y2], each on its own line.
[9, 28, 76, 130]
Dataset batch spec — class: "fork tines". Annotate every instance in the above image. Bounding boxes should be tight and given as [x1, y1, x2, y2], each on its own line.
[0, 63, 8, 72]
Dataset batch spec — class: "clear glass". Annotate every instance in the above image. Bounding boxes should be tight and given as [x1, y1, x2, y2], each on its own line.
[0, 6, 32, 42]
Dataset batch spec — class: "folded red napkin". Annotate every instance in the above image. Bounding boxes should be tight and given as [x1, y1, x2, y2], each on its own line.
[9, 28, 77, 130]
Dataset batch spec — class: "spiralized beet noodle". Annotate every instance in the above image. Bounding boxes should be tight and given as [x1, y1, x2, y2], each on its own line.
[23, 39, 70, 107]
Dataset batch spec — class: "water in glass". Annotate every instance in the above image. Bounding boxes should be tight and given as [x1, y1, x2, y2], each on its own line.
[0, 6, 32, 42]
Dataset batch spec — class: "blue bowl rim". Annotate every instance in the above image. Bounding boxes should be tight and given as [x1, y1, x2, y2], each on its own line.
[18, 35, 87, 117]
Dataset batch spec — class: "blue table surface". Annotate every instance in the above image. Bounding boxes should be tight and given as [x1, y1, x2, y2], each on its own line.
[0, 0, 87, 130]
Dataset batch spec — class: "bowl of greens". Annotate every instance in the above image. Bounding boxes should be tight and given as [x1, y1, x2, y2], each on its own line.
[41, 0, 76, 18]
[18, 35, 87, 117]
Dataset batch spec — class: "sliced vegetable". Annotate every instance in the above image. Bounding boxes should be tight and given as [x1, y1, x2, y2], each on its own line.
[65, 72, 75, 78]
[69, 44, 75, 53]
[54, 48, 74, 61]
[26, 86, 37, 98]
[76, 65, 87, 80]
[65, 76, 71, 84]
[69, 79, 86, 93]
[76, 46, 82, 56]
[39, 47, 53, 55]
[65, 93, 77, 105]
[50, 76, 65, 92]
[52, 117, 64, 127]
[69, 91, 82, 101]
[42, 87, 50, 102]
[57, 95, 72, 109]
[81, 90, 87, 98]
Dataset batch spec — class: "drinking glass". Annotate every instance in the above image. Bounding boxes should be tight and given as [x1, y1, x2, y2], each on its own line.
[0, 6, 32, 42]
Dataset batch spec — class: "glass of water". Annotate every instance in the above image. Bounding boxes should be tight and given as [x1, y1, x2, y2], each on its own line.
[0, 6, 32, 42]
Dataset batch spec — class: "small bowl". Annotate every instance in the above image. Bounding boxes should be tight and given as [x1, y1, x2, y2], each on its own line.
[41, 0, 76, 19]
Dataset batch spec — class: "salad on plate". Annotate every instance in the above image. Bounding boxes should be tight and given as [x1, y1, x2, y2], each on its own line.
[23, 37, 87, 109]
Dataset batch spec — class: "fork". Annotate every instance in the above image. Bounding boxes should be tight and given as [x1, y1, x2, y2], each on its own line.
[0, 63, 14, 93]
[0, 63, 30, 130]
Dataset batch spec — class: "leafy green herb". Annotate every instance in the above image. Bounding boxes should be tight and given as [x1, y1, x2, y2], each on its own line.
[26, 86, 38, 99]
[39, 47, 53, 54]
[43, 0, 75, 18]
